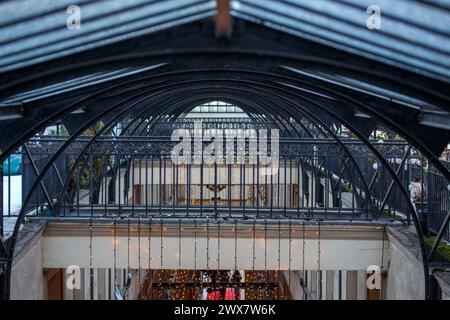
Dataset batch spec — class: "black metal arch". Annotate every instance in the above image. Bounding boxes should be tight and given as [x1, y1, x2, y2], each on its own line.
[131, 89, 375, 222]
[58, 86, 363, 218]
[10, 78, 402, 261]
[132, 95, 301, 138]
[2, 67, 446, 240]
[3, 70, 444, 230]
[0, 47, 448, 301]
[10, 81, 428, 298]
[2, 65, 449, 189]
[131, 89, 311, 137]
[2, 64, 449, 188]
[1, 48, 447, 109]
[58, 92, 303, 214]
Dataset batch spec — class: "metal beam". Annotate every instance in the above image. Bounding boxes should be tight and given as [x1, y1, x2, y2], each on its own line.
[0, 103, 24, 121]
[215, 0, 232, 39]
[419, 111, 450, 131]
[23, 145, 54, 211]
[374, 146, 412, 219]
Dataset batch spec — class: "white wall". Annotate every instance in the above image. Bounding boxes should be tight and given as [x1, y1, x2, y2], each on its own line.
[10, 231, 46, 300]
[385, 229, 425, 300]
[42, 231, 388, 271]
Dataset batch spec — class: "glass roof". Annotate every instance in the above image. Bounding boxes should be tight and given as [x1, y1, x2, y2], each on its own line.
[232, 0, 450, 82]
[1, 64, 166, 104]
[0, 0, 448, 117]
[185, 101, 249, 118]
[0, 0, 216, 72]
[0, 0, 448, 83]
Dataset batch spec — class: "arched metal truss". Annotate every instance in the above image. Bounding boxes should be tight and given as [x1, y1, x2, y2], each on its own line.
[0, 16, 449, 300]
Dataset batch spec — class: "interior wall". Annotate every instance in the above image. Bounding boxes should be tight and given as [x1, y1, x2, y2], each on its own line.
[385, 228, 425, 300]
[16, 223, 437, 300]
[42, 231, 389, 271]
[10, 226, 46, 300]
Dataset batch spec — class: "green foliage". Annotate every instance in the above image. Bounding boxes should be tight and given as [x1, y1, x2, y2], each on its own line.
[343, 183, 353, 193]
[73, 155, 106, 189]
[424, 236, 450, 261]
[59, 125, 69, 136]
[375, 133, 388, 141]
[380, 209, 403, 222]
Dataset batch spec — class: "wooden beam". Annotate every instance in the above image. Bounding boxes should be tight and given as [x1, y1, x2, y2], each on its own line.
[215, 0, 232, 39]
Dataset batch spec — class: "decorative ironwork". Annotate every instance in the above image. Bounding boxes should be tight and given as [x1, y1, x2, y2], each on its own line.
[24, 136, 403, 158]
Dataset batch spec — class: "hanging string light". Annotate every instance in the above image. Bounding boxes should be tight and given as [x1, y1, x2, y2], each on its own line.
[125, 216, 131, 300]
[206, 217, 210, 295]
[194, 219, 198, 300]
[264, 218, 268, 299]
[288, 219, 292, 300]
[157, 270, 163, 300]
[380, 225, 386, 299]
[138, 215, 142, 299]
[89, 216, 94, 300]
[252, 219, 256, 300]
[156, 219, 163, 300]
[178, 218, 182, 271]
[234, 219, 237, 271]
[278, 219, 281, 300]
[252, 220, 256, 270]
[146, 215, 152, 300]
[258, 218, 266, 301]
[160, 219, 163, 276]
[113, 216, 118, 300]
[177, 219, 185, 298]
[217, 219, 221, 298]
[302, 220, 306, 300]
[317, 219, 322, 300]
[234, 219, 238, 300]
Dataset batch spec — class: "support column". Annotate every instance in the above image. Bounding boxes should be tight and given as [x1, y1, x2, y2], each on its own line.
[97, 269, 105, 300]
[83, 268, 90, 300]
[92, 268, 99, 300]
[357, 270, 367, 300]
[310, 270, 317, 299]
[347, 271, 358, 300]
[326, 271, 334, 300]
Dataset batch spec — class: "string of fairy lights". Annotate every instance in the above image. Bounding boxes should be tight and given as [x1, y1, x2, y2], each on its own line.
[264, 218, 268, 299]
[217, 219, 221, 296]
[288, 219, 292, 300]
[302, 220, 306, 300]
[126, 216, 131, 300]
[146, 215, 152, 300]
[194, 219, 198, 299]
[317, 219, 322, 300]
[137, 215, 141, 298]
[89, 216, 93, 300]
[277, 220, 281, 299]
[60, 120, 403, 302]
[159, 219, 163, 299]
[85, 216, 328, 300]
[113, 217, 117, 299]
